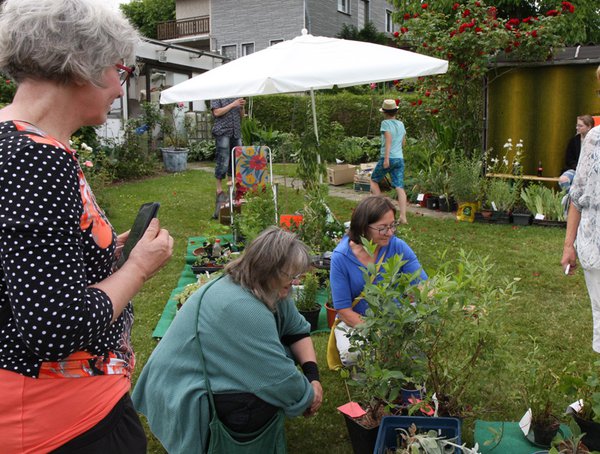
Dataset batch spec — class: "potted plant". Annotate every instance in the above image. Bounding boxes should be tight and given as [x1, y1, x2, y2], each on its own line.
[294, 271, 321, 332]
[521, 184, 566, 227]
[160, 103, 189, 172]
[481, 179, 517, 224]
[521, 340, 562, 448]
[448, 153, 484, 222]
[416, 250, 517, 417]
[340, 242, 435, 454]
[233, 185, 277, 243]
[549, 421, 590, 454]
[561, 360, 600, 451]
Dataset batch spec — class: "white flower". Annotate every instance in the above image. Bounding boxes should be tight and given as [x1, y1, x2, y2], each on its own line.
[503, 142, 511, 148]
[502, 158, 509, 166]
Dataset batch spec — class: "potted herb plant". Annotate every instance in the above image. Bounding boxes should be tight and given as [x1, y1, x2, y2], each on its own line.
[521, 340, 562, 448]
[482, 179, 517, 224]
[294, 271, 321, 332]
[448, 154, 484, 222]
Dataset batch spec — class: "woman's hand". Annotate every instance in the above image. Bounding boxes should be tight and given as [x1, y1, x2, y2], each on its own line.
[125, 218, 173, 281]
[304, 381, 323, 417]
[561, 244, 578, 275]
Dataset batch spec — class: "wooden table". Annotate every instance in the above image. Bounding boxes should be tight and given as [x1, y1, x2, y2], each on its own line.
[486, 173, 560, 183]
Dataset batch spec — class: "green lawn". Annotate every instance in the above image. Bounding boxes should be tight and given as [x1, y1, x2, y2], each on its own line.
[101, 167, 593, 453]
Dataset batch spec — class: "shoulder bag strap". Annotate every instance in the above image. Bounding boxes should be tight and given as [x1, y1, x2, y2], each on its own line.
[193, 275, 223, 415]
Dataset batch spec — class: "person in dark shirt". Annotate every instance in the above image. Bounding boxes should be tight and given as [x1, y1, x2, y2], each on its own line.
[210, 97, 245, 219]
[559, 115, 595, 192]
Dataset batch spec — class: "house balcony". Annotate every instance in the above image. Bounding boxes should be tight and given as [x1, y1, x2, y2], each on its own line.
[157, 15, 210, 41]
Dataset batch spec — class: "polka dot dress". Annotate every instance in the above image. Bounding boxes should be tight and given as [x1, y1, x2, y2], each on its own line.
[0, 120, 134, 378]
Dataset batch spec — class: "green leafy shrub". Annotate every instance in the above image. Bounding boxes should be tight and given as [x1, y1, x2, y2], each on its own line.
[188, 139, 215, 161]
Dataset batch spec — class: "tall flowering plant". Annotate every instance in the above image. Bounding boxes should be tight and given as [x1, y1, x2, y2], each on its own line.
[390, 0, 575, 153]
[482, 138, 525, 211]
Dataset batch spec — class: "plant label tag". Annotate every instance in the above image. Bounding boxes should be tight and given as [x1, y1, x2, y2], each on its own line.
[337, 401, 367, 418]
[417, 193, 425, 202]
[535, 213, 545, 220]
[518, 408, 532, 436]
[491, 202, 497, 211]
[568, 399, 584, 413]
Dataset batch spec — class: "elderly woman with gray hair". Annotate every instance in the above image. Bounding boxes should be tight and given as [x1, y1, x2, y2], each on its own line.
[561, 65, 600, 354]
[0, 0, 173, 452]
[133, 227, 323, 453]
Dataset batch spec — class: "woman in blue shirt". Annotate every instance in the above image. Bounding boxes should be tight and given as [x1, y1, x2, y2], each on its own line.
[330, 196, 427, 366]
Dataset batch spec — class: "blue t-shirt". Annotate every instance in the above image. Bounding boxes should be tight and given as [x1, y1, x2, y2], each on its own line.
[380, 119, 406, 159]
[330, 235, 427, 316]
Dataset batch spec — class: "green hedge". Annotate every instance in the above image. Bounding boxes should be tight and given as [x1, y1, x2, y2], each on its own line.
[251, 91, 423, 139]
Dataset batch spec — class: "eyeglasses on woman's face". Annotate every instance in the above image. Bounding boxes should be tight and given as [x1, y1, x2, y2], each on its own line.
[368, 221, 399, 235]
[115, 64, 134, 86]
[282, 270, 303, 282]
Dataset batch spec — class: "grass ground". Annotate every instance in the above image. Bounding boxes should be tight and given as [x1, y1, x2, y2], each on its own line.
[101, 165, 594, 453]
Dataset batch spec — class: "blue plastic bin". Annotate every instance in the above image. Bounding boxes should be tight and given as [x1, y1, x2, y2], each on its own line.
[373, 416, 462, 454]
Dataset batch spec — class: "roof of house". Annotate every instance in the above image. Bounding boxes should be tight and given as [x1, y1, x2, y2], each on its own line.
[493, 45, 600, 67]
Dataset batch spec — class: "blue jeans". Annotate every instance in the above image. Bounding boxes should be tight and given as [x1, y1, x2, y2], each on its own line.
[214, 135, 242, 180]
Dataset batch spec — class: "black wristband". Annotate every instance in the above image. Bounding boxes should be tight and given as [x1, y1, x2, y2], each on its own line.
[301, 361, 320, 383]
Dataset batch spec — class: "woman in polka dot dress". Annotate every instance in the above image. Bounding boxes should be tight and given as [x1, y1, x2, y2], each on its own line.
[0, 1, 174, 452]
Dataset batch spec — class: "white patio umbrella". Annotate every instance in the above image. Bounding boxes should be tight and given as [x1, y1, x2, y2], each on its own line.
[160, 29, 448, 144]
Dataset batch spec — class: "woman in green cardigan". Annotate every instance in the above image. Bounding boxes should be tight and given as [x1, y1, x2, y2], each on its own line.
[132, 227, 323, 453]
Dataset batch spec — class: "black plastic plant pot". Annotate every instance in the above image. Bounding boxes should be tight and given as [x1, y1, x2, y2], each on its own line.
[512, 212, 533, 226]
[343, 414, 379, 454]
[532, 421, 560, 447]
[426, 196, 439, 210]
[298, 306, 321, 332]
[573, 413, 600, 451]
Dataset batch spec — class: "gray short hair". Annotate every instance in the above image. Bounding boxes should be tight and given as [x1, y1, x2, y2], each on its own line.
[225, 227, 311, 309]
[0, 0, 139, 86]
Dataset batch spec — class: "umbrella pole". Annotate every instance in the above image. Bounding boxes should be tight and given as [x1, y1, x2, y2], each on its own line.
[310, 88, 323, 184]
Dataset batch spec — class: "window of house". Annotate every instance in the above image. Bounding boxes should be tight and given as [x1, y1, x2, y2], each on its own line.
[241, 42, 255, 56]
[385, 9, 394, 33]
[338, 0, 350, 14]
[221, 44, 237, 60]
[270, 39, 284, 46]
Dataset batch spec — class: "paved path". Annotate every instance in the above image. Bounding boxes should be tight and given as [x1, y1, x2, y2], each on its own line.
[188, 163, 455, 221]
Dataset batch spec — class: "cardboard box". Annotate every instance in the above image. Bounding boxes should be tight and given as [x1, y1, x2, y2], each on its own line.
[327, 164, 356, 185]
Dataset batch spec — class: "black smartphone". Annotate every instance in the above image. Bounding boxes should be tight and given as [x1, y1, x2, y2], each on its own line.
[116, 202, 160, 269]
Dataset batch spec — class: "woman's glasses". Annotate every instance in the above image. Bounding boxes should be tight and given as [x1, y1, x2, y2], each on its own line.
[115, 64, 134, 86]
[368, 221, 399, 234]
[282, 271, 303, 282]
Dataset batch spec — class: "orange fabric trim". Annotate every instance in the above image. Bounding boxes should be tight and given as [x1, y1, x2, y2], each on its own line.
[0, 369, 130, 454]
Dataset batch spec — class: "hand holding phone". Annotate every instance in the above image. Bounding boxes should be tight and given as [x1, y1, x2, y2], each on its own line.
[116, 202, 160, 269]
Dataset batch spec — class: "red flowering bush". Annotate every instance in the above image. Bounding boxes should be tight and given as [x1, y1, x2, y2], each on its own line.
[0, 74, 16, 105]
[390, 0, 575, 153]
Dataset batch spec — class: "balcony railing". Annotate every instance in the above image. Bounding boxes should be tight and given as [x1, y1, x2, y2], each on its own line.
[157, 16, 210, 41]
